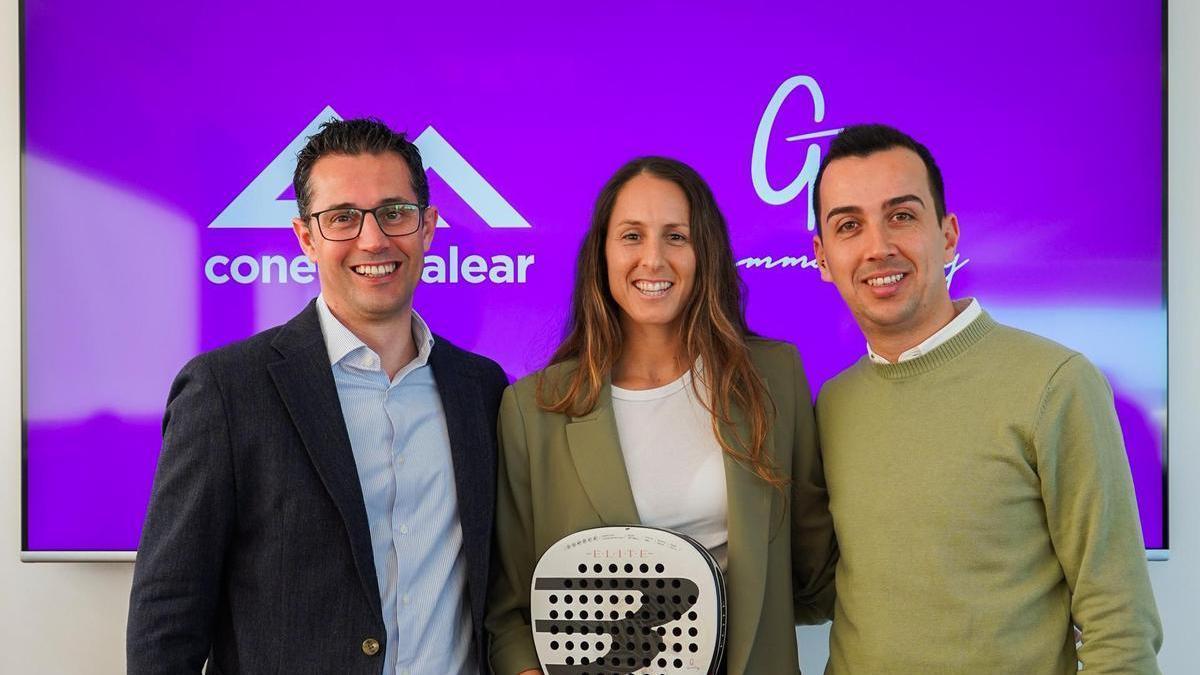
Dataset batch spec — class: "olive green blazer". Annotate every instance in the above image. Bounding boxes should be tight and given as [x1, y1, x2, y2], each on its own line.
[486, 339, 837, 675]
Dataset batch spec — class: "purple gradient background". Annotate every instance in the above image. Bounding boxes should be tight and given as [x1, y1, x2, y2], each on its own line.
[22, 1, 1165, 551]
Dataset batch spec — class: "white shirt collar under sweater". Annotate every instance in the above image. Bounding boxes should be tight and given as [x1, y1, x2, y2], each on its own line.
[867, 298, 981, 365]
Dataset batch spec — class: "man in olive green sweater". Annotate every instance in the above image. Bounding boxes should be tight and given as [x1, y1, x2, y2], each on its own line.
[810, 124, 1162, 673]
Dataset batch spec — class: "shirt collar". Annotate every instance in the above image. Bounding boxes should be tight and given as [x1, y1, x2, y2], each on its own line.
[867, 298, 981, 365]
[315, 295, 436, 370]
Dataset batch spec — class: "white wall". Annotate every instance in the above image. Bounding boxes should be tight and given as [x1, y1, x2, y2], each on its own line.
[1, 1, 1196, 673]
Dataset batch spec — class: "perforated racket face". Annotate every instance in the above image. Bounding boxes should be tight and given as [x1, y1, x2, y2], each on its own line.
[531, 526, 727, 675]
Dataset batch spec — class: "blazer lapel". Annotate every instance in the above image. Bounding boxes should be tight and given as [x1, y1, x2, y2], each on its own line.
[565, 385, 641, 526]
[721, 405, 772, 675]
[267, 301, 381, 620]
[428, 340, 493, 640]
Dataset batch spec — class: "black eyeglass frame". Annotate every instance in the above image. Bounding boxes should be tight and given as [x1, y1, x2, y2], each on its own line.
[306, 202, 428, 241]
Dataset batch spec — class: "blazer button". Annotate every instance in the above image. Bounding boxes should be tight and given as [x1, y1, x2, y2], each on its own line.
[361, 638, 381, 656]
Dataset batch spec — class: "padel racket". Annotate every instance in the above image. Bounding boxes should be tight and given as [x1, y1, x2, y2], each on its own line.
[530, 526, 727, 674]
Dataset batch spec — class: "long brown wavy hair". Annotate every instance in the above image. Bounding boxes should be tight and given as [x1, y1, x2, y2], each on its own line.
[537, 156, 783, 488]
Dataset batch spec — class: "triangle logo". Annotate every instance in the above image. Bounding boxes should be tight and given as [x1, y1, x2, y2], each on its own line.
[209, 106, 340, 229]
[209, 107, 531, 230]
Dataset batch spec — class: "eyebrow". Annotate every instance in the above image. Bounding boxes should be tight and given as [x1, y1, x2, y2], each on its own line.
[824, 194, 926, 222]
[318, 198, 415, 211]
[614, 219, 689, 228]
[884, 194, 925, 209]
[824, 205, 863, 222]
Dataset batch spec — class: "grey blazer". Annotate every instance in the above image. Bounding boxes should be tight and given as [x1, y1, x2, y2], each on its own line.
[127, 300, 507, 674]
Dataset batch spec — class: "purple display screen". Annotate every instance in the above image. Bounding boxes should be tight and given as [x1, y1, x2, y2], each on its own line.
[21, 1, 1165, 553]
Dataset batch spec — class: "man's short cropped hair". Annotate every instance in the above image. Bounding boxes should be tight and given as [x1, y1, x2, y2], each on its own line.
[293, 117, 428, 217]
[813, 124, 947, 234]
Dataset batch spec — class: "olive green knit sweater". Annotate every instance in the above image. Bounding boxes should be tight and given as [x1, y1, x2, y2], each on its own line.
[816, 312, 1161, 674]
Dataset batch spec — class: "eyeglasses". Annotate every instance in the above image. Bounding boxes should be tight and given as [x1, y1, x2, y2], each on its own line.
[308, 202, 426, 241]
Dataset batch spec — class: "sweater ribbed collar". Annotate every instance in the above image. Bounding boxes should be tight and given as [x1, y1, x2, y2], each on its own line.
[868, 311, 998, 380]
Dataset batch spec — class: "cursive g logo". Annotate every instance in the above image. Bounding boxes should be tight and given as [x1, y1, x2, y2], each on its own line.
[750, 75, 841, 232]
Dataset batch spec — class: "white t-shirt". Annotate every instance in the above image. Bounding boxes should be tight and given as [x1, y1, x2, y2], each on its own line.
[611, 369, 729, 570]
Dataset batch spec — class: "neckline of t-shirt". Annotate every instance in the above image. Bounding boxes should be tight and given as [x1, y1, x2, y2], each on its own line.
[611, 369, 694, 401]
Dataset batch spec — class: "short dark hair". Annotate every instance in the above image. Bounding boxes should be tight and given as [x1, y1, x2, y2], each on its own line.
[812, 124, 946, 236]
[292, 117, 428, 217]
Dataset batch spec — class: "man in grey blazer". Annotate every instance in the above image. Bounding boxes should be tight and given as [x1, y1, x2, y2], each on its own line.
[127, 118, 507, 674]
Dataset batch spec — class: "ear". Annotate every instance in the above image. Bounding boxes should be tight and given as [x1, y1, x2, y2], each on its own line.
[421, 206, 438, 253]
[813, 234, 832, 282]
[292, 217, 319, 261]
[941, 212, 960, 263]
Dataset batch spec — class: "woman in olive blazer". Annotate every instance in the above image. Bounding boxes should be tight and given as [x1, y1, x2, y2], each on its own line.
[486, 157, 837, 675]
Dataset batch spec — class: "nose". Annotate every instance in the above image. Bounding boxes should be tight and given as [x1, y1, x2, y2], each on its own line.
[356, 212, 391, 252]
[862, 222, 897, 261]
[638, 236, 667, 271]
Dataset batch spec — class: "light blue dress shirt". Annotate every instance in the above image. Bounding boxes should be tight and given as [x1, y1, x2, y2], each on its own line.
[316, 296, 476, 675]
